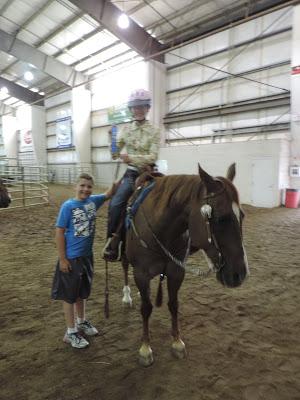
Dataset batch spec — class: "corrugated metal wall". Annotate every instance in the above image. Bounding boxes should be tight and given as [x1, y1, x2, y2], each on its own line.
[164, 8, 292, 144]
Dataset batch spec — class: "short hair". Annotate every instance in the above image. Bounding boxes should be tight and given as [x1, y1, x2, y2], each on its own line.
[77, 173, 94, 185]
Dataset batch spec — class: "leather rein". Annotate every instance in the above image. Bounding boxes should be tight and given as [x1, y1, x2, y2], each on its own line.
[127, 178, 227, 276]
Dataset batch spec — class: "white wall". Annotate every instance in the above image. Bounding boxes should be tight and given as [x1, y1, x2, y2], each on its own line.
[159, 139, 289, 207]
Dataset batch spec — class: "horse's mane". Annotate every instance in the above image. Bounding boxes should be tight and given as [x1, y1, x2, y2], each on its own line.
[151, 175, 203, 209]
[151, 174, 240, 211]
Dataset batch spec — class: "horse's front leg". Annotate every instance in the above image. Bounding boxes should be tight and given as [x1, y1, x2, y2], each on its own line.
[167, 271, 186, 359]
[134, 273, 153, 367]
[121, 256, 132, 307]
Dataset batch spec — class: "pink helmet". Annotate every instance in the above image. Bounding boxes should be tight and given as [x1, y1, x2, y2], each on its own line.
[128, 88, 151, 108]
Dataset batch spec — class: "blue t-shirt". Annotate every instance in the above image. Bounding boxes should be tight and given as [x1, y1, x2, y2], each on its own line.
[56, 195, 106, 259]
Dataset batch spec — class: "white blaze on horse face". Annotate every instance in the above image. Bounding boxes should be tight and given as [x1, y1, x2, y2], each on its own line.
[243, 244, 250, 275]
[232, 202, 250, 275]
[232, 202, 240, 223]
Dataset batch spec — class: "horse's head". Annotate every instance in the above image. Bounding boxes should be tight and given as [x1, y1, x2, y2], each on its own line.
[189, 163, 249, 288]
[0, 178, 11, 208]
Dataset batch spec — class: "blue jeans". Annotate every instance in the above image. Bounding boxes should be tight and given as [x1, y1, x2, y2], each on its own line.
[107, 168, 139, 237]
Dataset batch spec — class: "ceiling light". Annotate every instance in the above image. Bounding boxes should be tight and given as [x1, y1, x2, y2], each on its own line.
[118, 13, 130, 29]
[0, 86, 9, 95]
[24, 71, 34, 81]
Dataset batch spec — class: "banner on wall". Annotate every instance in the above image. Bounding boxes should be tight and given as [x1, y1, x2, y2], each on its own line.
[56, 116, 72, 148]
[107, 105, 131, 124]
[20, 129, 33, 152]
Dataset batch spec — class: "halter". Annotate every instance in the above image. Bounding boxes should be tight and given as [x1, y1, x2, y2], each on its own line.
[200, 178, 227, 273]
[128, 179, 227, 274]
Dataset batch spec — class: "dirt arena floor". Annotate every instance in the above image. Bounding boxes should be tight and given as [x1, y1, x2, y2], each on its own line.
[0, 183, 299, 400]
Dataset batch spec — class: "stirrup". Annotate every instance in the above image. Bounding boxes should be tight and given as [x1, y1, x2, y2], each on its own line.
[102, 237, 122, 262]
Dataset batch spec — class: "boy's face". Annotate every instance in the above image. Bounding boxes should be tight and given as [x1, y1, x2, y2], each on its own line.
[75, 178, 93, 201]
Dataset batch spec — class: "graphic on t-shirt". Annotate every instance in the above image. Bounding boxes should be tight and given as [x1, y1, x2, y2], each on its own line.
[72, 207, 89, 237]
[85, 202, 96, 235]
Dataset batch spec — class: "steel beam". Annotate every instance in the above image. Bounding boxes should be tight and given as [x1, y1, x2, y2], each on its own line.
[0, 77, 44, 106]
[0, 100, 16, 115]
[68, 0, 165, 63]
[164, 93, 290, 123]
[163, 0, 294, 46]
[0, 29, 87, 87]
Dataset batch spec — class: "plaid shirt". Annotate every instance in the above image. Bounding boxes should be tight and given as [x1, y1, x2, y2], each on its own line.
[116, 120, 161, 169]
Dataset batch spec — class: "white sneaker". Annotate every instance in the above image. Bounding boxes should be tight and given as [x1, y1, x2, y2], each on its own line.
[77, 320, 99, 336]
[63, 332, 89, 348]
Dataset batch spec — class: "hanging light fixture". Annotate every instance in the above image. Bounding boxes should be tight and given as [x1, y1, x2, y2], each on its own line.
[118, 13, 130, 29]
[24, 71, 34, 81]
[117, 1, 129, 29]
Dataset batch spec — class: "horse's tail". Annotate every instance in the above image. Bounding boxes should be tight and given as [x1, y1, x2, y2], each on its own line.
[155, 275, 164, 307]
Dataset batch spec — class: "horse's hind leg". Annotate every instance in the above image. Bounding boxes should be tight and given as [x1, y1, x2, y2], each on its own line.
[134, 273, 154, 367]
[121, 256, 132, 307]
[167, 273, 186, 359]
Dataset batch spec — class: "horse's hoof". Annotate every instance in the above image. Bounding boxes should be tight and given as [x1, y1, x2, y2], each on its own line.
[122, 299, 133, 308]
[138, 344, 153, 367]
[171, 339, 186, 359]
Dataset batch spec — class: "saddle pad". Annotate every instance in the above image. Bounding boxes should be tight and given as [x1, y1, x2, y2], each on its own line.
[126, 181, 155, 229]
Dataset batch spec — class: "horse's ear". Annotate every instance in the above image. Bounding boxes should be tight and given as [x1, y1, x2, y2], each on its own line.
[226, 163, 236, 182]
[198, 163, 216, 192]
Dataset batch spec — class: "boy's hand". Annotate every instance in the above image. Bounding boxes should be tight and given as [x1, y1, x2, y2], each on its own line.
[59, 258, 71, 273]
[105, 182, 119, 199]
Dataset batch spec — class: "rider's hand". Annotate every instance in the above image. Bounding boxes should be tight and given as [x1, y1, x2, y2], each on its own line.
[120, 154, 131, 164]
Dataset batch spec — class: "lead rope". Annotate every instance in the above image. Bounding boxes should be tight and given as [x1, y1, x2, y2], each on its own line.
[104, 260, 109, 319]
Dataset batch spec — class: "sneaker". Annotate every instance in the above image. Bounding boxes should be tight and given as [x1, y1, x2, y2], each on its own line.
[63, 332, 89, 349]
[77, 320, 99, 336]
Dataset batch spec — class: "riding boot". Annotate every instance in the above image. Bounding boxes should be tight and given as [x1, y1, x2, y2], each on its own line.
[102, 233, 122, 262]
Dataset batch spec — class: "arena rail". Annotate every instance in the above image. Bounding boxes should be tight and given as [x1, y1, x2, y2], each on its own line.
[0, 164, 49, 210]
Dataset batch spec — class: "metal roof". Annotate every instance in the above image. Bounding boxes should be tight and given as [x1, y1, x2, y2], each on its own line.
[0, 0, 294, 112]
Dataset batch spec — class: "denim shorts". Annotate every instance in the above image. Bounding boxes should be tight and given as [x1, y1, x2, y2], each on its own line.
[51, 255, 94, 304]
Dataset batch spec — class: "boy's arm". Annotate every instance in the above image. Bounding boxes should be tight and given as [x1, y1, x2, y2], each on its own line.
[104, 182, 119, 199]
[56, 227, 71, 273]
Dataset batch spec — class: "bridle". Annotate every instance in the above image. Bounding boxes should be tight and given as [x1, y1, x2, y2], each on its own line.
[127, 178, 230, 275]
[200, 179, 227, 273]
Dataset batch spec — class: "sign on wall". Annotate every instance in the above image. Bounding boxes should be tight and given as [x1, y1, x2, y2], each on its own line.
[20, 129, 33, 152]
[56, 116, 72, 148]
[107, 105, 131, 124]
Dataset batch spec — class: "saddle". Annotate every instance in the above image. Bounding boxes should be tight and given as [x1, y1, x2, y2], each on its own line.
[103, 171, 163, 262]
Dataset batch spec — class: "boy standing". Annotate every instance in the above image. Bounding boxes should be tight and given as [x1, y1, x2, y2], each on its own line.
[52, 173, 113, 349]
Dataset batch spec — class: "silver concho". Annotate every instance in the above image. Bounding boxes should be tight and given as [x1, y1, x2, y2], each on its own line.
[200, 204, 212, 219]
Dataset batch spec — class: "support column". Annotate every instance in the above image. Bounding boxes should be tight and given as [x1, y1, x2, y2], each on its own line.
[2, 114, 18, 166]
[290, 4, 300, 188]
[71, 86, 92, 169]
[31, 106, 47, 166]
[148, 60, 166, 145]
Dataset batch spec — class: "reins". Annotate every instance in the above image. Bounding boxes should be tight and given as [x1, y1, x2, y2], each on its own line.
[128, 177, 228, 277]
[104, 260, 109, 319]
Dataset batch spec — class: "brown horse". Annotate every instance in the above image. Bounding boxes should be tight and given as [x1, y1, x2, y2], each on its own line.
[0, 178, 11, 208]
[122, 163, 249, 366]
